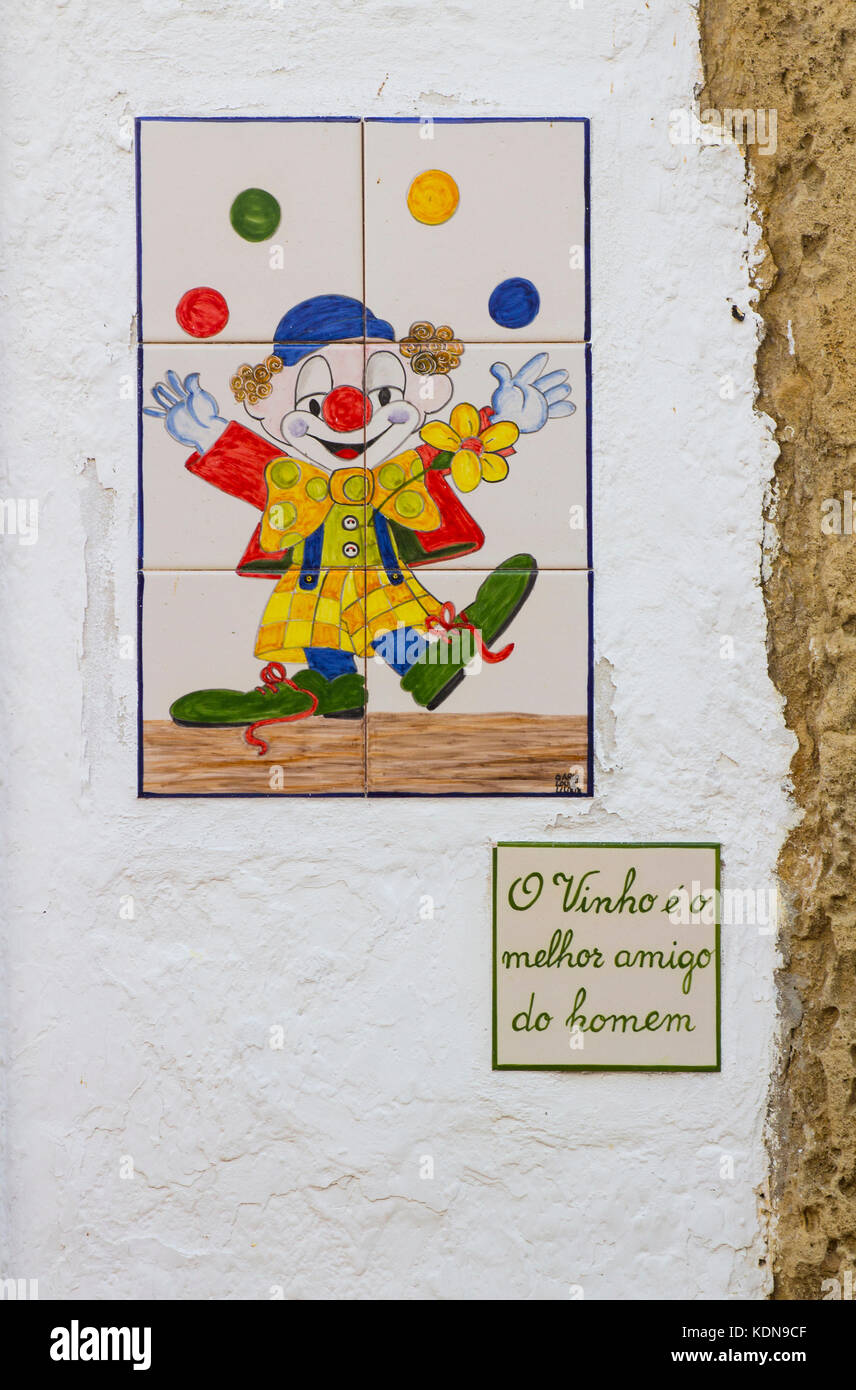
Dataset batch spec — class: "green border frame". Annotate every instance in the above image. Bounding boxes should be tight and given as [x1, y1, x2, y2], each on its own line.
[491, 842, 722, 1072]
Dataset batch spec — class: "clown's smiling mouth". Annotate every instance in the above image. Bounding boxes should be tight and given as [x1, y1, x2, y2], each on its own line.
[310, 424, 394, 461]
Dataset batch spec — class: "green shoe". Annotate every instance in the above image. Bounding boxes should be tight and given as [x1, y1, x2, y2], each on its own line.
[305, 670, 368, 720]
[400, 554, 537, 710]
[170, 668, 367, 726]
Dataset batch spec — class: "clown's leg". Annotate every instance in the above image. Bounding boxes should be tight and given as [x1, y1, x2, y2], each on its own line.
[304, 647, 366, 719]
[370, 627, 430, 677]
[304, 647, 357, 679]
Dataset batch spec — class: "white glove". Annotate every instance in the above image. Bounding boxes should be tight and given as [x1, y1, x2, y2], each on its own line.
[489, 352, 575, 434]
[143, 371, 228, 453]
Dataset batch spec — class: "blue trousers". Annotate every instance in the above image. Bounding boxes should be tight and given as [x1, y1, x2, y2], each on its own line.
[305, 627, 428, 680]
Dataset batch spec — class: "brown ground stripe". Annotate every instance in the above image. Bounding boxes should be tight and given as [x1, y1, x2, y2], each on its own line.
[142, 715, 588, 796]
[366, 714, 588, 794]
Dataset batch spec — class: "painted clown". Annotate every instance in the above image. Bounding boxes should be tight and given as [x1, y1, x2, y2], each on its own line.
[145, 294, 574, 746]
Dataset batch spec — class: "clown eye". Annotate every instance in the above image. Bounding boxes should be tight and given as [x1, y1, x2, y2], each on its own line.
[295, 354, 333, 412]
[365, 350, 406, 394]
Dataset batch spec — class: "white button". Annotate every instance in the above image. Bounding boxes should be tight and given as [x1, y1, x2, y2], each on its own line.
[342, 541, 360, 558]
[342, 514, 359, 531]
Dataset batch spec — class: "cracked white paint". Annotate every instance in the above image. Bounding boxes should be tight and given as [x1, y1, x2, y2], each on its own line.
[0, 1, 793, 1299]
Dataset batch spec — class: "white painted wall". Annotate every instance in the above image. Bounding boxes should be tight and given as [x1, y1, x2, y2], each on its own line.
[0, 0, 792, 1299]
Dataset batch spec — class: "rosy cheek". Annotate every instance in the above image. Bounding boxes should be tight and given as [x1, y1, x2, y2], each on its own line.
[388, 405, 410, 425]
[287, 416, 309, 438]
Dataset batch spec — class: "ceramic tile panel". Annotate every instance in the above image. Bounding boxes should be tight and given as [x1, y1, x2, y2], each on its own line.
[140, 571, 367, 795]
[365, 567, 591, 795]
[363, 118, 588, 343]
[138, 118, 364, 343]
[136, 116, 593, 798]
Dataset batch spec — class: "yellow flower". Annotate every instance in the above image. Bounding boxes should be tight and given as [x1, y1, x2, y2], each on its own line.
[420, 403, 518, 493]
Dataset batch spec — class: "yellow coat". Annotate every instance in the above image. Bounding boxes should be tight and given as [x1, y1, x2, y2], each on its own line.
[255, 452, 444, 662]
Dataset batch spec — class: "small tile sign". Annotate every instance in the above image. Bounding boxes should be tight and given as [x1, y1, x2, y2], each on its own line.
[492, 843, 720, 1071]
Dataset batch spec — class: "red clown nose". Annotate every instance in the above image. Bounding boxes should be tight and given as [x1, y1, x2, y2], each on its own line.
[322, 386, 372, 432]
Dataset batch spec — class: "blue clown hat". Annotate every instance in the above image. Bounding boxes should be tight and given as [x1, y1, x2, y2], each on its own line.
[272, 295, 395, 366]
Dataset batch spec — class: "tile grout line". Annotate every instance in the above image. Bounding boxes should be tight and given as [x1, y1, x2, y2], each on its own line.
[138, 567, 595, 573]
[140, 340, 593, 347]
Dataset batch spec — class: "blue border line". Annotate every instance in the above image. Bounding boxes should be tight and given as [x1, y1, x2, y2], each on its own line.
[137, 569, 145, 797]
[583, 118, 591, 342]
[139, 791, 592, 799]
[137, 115, 360, 123]
[587, 569, 594, 797]
[134, 119, 143, 342]
[493, 842, 720, 1072]
[137, 343, 144, 572]
[140, 791, 367, 798]
[365, 116, 588, 123]
[585, 342, 593, 572]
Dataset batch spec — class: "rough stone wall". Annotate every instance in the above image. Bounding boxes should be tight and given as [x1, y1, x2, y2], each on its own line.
[0, 1, 792, 1299]
[700, 0, 856, 1298]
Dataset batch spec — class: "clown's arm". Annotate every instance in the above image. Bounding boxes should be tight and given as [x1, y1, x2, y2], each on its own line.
[143, 372, 229, 453]
[488, 352, 575, 434]
[145, 371, 280, 510]
[419, 352, 575, 497]
[145, 372, 333, 556]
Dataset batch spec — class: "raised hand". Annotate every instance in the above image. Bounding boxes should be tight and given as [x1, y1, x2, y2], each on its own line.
[143, 371, 228, 453]
[489, 352, 575, 434]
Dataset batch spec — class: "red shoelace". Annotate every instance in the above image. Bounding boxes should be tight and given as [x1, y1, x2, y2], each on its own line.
[245, 661, 319, 756]
[425, 602, 514, 664]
